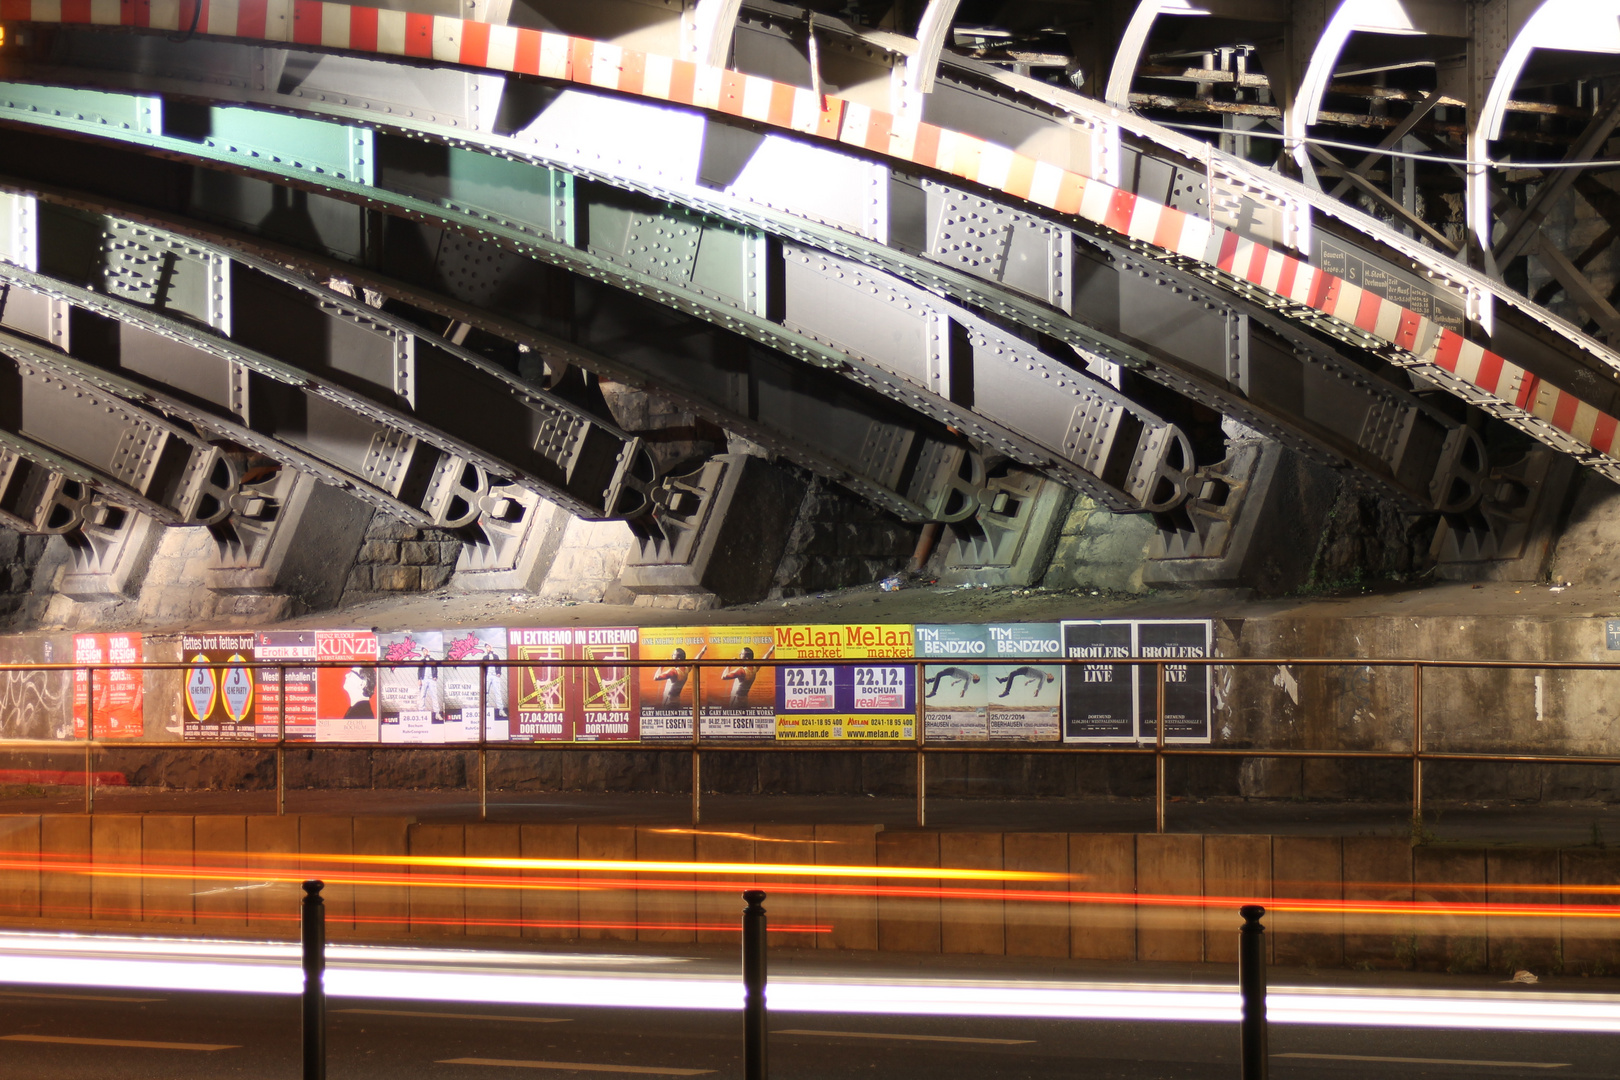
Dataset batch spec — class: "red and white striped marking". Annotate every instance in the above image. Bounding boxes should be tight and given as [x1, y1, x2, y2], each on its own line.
[3, 0, 1614, 461]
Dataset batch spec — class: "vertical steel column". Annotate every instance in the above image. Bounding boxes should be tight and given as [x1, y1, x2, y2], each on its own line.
[302, 879, 327, 1080]
[1238, 904, 1267, 1080]
[742, 889, 768, 1080]
[478, 659, 488, 821]
[84, 668, 94, 814]
[691, 667, 702, 826]
[1412, 662, 1423, 826]
[914, 660, 926, 827]
[277, 664, 287, 817]
[1155, 661, 1166, 834]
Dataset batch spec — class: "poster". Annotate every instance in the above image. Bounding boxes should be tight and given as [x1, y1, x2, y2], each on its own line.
[444, 628, 509, 742]
[254, 630, 318, 741]
[508, 628, 570, 741]
[637, 626, 707, 740]
[916, 624, 988, 742]
[570, 627, 638, 742]
[701, 625, 776, 738]
[1059, 620, 1215, 744]
[313, 630, 378, 742]
[72, 632, 143, 738]
[1060, 621, 1136, 742]
[1136, 620, 1213, 744]
[985, 624, 1061, 741]
[773, 624, 916, 741]
[181, 632, 256, 741]
[378, 631, 464, 744]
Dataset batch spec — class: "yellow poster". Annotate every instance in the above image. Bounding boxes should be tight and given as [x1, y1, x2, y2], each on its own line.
[771, 625, 917, 740]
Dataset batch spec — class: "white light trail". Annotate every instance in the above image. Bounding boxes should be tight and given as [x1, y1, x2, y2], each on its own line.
[0, 931, 1616, 1033]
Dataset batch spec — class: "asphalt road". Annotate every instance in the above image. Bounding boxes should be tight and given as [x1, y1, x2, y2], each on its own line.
[0, 980, 1611, 1080]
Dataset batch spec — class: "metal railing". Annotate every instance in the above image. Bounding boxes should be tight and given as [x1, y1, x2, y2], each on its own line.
[2, 656, 1618, 831]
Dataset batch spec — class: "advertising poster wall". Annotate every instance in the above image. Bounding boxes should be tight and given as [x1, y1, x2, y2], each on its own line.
[313, 630, 378, 742]
[772, 624, 916, 741]
[637, 626, 707, 740]
[1136, 620, 1213, 744]
[1059, 621, 1136, 742]
[985, 623, 1061, 741]
[916, 624, 989, 742]
[72, 632, 143, 738]
[444, 628, 509, 742]
[181, 632, 256, 741]
[255, 630, 317, 741]
[701, 625, 775, 738]
[570, 627, 638, 742]
[508, 628, 569, 742]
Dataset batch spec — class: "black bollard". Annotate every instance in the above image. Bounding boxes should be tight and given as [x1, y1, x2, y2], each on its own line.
[302, 880, 326, 1080]
[742, 889, 768, 1080]
[1238, 904, 1267, 1080]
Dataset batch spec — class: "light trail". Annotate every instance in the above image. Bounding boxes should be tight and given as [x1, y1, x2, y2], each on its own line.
[0, 931, 1618, 1033]
[284, 852, 1063, 882]
[4, 854, 1618, 922]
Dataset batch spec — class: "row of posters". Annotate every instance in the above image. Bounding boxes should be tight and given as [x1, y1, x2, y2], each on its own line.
[70, 620, 1212, 744]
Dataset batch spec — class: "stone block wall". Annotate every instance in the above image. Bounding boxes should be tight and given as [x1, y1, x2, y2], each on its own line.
[342, 515, 463, 601]
[771, 476, 917, 596]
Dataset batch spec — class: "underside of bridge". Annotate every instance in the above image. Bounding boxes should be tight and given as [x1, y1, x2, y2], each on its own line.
[0, 0, 1618, 625]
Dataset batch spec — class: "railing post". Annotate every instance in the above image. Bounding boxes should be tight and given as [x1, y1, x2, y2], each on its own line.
[478, 658, 488, 821]
[1239, 904, 1267, 1080]
[914, 660, 926, 827]
[84, 667, 94, 815]
[1155, 661, 1166, 834]
[302, 880, 326, 1080]
[277, 664, 287, 817]
[691, 667, 703, 826]
[1411, 662, 1423, 828]
[742, 889, 768, 1080]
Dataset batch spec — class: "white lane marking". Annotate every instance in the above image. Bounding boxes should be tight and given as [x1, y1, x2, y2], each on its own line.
[438, 1058, 713, 1075]
[0, 990, 163, 1003]
[775, 1028, 1033, 1045]
[1275, 1053, 1569, 1069]
[1, 1034, 238, 1051]
[338, 1008, 568, 1023]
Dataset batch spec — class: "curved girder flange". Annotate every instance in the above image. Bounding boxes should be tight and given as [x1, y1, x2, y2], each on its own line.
[6, 5, 1620, 492]
[0, 130, 1200, 521]
[0, 330, 238, 526]
[0, 205, 658, 527]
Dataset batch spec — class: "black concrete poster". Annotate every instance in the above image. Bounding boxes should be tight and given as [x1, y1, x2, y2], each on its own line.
[1135, 620, 1212, 743]
[1059, 621, 1135, 742]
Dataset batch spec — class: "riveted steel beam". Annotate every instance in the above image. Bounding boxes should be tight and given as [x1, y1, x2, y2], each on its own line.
[0, 198, 657, 527]
[0, 328, 238, 525]
[4, 14, 1619, 497]
[0, 120, 1199, 520]
[0, 68, 1483, 514]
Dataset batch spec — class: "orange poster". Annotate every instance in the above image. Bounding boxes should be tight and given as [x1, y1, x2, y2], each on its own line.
[72, 632, 143, 739]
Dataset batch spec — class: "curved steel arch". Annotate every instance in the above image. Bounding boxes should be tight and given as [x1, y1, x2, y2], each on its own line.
[0, 73, 1485, 517]
[0, 3, 1616, 497]
[1285, 0, 1467, 173]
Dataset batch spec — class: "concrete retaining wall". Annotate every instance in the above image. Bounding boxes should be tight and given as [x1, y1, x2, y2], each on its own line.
[0, 815, 1613, 974]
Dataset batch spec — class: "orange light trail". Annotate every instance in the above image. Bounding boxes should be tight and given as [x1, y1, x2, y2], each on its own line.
[9, 855, 1620, 922]
[641, 828, 833, 844]
[282, 852, 1063, 882]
